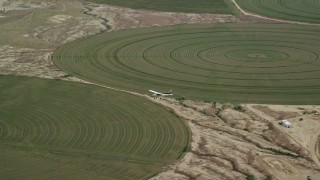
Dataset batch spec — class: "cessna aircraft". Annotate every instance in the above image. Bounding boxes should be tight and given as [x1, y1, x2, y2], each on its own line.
[149, 90, 173, 97]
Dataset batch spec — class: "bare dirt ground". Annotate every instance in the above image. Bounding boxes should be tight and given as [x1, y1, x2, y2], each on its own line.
[84, 2, 279, 31]
[0, 0, 106, 79]
[148, 99, 320, 180]
[1, 1, 320, 180]
[247, 105, 320, 167]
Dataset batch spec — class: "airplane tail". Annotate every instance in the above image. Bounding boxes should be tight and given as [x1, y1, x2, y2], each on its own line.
[168, 90, 172, 94]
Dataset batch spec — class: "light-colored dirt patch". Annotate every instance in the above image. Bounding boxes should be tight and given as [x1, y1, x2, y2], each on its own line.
[0, 0, 107, 78]
[86, 4, 235, 30]
[48, 14, 72, 23]
[0, 0, 48, 11]
[85, 3, 279, 31]
[316, 136, 320, 164]
[247, 104, 320, 168]
[262, 156, 297, 175]
[219, 108, 251, 129]
[153, 170, 189, 180]
[145, 98, 320, 180]
[32, 17, 105, 45]
[252, 105, 300, 120]
[257, 155, 320, 180]
[0, 45, 64, 78]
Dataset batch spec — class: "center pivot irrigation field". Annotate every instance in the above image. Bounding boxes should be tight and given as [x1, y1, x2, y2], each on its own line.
[53, 24, 320, 104]
[0, 76, 188, 179]
[236, 0, 320, 23]
[88, 0, 234, 14]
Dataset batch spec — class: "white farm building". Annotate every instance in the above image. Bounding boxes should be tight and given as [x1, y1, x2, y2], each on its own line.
[280, 120, 292, 128]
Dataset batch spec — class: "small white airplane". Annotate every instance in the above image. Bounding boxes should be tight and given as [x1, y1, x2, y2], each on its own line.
[149, 90, 173, 97]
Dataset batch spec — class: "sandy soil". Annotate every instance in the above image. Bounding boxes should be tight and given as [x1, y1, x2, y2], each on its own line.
[85, 2, 279, 31]
[0, 45, 63, 78]
[247, 105, 320, 168]
[148, 98, 320, 180]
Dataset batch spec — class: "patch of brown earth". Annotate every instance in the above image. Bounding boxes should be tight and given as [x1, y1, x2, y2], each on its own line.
[148, 99, 320, 180]
[85, 3, 279, 31]
[0, 0, 107, 78]
[253, 105, 299, 120]
[0, 45, 62, 78]
[247, 104, 320, 168]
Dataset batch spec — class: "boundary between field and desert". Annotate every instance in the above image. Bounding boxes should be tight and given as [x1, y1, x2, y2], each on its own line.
[230, 0, 320, 26]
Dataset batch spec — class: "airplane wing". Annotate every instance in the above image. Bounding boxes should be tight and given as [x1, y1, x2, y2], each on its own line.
[149, 90, 160, 94]
[149, 90, 173, 96]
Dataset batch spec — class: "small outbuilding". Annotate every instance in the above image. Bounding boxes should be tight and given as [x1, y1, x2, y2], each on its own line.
[279, 120, 292, 128]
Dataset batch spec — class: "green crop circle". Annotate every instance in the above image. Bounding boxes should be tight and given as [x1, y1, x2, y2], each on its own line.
[53, 24, 320, 104]
[225, 49, 289, 62]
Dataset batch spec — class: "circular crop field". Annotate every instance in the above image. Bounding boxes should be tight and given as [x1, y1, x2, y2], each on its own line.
[236, 0, 320, 23]
[0, 76, 188, 179]
[53, 24, 320, 104]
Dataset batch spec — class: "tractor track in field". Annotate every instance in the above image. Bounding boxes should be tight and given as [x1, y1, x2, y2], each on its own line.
[231, 0, 320, 26]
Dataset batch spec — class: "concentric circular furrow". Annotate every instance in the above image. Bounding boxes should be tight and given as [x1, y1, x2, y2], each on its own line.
[53, 24, 320, 104]
[236, 0, 320, 23]
[0, 76, 188, 179]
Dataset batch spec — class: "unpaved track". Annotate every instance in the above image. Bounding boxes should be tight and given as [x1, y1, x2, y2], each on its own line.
[231, 0, 320, 26]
